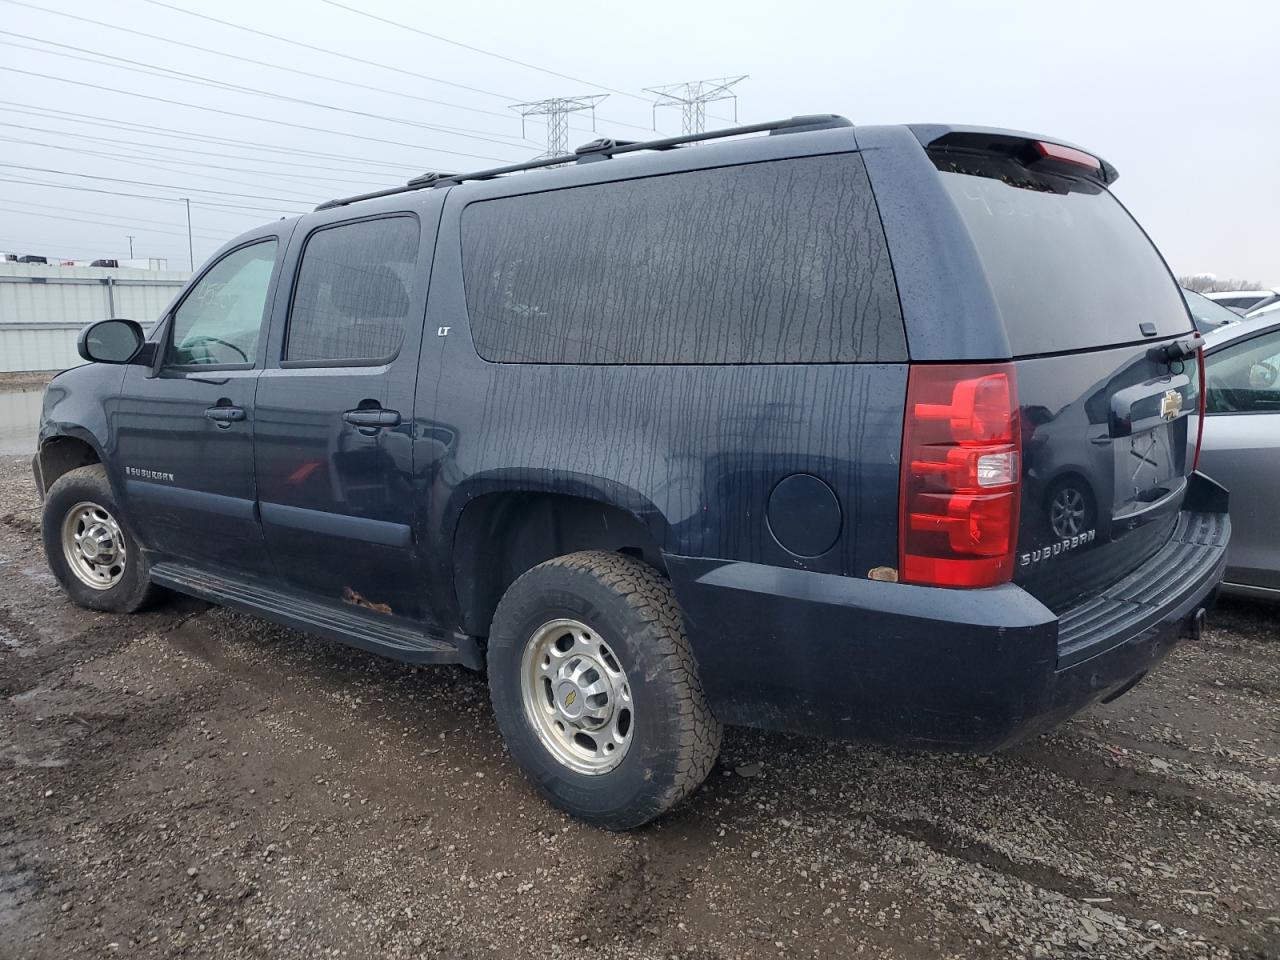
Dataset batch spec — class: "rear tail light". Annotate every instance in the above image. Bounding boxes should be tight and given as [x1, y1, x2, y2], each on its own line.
[1192, 346, 1207, 472]
[899, 363, 1021, 588]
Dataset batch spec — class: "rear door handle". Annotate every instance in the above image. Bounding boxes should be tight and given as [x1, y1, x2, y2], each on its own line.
[342, 408, 401, 429]
[204, 405, 246, 423]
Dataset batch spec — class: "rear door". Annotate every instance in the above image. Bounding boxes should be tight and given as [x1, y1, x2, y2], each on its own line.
[930, 140, 1200, 611]
[254, 203, 439, 622]
[1199, 325, 1280, 590]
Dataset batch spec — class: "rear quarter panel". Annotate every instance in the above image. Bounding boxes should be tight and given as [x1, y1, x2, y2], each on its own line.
[413, 190, 908, 629]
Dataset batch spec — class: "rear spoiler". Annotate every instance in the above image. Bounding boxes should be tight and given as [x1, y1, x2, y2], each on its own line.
[909, 124, 1119, 186]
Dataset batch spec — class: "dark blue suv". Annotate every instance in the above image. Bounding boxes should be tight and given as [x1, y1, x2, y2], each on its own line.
[35, 117, 1230, 828]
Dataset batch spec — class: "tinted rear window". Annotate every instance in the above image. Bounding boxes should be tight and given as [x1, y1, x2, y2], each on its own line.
[461, 154, 905, 364]
[940, 172, 1190, 355]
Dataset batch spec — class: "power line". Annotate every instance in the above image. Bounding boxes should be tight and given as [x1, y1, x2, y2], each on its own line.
[0, 1, 543, 135]
[318, 0, 658, 111]
[0, 33, 535, 151]
[0, 0, 652, 141]
[0, 205, 226, 243]
[0, 235, 130, 259]
[0, 162, 315, 208]
[0, 118, 414, 181]
[136, 0, 519, 101]
[0, 133, 399, 192]
[0, 177, 294, 215]
[0, 66, 520, 164]
[1, 153, 322, 206]
[0, 102, 426, 173]
[0, 197, 235, 238]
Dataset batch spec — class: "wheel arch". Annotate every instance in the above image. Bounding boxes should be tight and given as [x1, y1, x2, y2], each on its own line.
[36, 430, 107, 498]
[448, 478, 670, 637]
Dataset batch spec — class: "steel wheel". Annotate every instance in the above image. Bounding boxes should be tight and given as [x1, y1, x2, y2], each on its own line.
[519, 618, 633, 775]
[1050, 486, 1087, 538]
[60, 500, 127, 590]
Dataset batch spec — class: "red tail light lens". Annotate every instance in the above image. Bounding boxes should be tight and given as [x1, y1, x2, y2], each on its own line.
[1033, 140, 1102, 172]
[899, 363, 1021, 588]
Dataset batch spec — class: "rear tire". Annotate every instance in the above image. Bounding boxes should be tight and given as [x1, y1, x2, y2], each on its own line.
[487, 551, 721, 830]
[42, 464, 159, 613]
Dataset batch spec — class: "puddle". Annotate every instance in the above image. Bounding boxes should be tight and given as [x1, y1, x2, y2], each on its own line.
[0, 391, 41, 457]
[0, 624, 19, 651]
[0, 829, 39, 929]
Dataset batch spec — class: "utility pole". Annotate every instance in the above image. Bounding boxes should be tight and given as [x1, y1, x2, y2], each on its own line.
[183, 198, 193, 271]
[126, 235, 135, 258]
[510, 95, 608, 159]
[643, 76, 748, 136]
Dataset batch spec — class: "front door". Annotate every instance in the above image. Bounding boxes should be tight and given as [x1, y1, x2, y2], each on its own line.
[254, 208, 435, 622]
[115, 235, 285, 573]
[1201, 326, 1280, 591]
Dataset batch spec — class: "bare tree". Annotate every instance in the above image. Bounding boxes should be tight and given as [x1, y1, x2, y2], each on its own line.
[1178, 275, 1268, 293]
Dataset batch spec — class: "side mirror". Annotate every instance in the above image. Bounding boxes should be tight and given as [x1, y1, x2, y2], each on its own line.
[77, 318, 146, 364]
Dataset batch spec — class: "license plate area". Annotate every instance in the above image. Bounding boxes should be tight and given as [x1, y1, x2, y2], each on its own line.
[1112, 422, 1182, 518]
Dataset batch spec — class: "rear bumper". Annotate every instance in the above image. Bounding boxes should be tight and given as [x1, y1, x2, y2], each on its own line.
[667, 505, 1230, 751]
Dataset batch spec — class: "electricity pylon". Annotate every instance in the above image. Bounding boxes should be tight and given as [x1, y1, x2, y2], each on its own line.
[643, 76, 747, 135]
[510, 95, 608, 159]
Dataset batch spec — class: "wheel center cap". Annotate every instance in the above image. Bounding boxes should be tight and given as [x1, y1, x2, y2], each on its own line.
[80, 524, 115, 562]
[555, 680, 586, 720]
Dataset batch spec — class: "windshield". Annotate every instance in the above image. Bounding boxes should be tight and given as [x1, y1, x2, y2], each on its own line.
[940, 171, 1192, 355]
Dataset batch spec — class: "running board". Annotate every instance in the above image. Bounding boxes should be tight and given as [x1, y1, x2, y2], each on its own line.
[149, 561, 481, 669]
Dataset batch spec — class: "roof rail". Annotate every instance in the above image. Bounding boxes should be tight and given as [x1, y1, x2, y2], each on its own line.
[315, 114, 851, 211]
[405, 171, 458, 187]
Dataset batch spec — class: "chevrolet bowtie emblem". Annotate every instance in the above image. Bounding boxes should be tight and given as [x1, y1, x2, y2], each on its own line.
[1160, 389, 1182, 422]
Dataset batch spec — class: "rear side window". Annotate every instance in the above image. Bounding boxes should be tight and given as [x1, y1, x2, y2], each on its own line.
[461, 154, 905, 364]
[285, 215, 420, 364]
[939, 172, 1190, 355]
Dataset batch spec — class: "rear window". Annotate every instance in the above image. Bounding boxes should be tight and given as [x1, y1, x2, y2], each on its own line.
[461, 154, 905, 364]
[940, 172, 1191, 355]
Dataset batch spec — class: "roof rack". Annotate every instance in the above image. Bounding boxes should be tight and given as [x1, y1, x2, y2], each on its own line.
[315, 114, 851, 211]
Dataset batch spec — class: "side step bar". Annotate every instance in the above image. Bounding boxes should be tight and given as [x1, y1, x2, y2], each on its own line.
[150, 561, 482, 670]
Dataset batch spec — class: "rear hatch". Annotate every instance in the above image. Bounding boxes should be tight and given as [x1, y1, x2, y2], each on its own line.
[929, 133, 1201, 612]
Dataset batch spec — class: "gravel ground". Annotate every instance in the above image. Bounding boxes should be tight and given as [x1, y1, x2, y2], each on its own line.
[1, 452, 1277, 959]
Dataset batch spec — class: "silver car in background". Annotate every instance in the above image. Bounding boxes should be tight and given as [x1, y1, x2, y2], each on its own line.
[1199, 317, 1280, 602]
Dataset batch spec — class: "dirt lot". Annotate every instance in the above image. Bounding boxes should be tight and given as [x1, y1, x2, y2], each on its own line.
[1, 453, 1277, 960]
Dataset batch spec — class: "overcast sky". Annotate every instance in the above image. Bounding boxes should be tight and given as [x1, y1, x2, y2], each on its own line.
[1, 0, 1275, 288]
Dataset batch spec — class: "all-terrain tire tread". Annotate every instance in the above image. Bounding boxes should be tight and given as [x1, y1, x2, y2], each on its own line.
[503, 550, 722, 817]
[44, 464, 159, 613]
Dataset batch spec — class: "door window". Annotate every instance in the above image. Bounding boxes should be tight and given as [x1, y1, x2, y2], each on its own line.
[1205, 330, 1280, 414]
[285, 215, 421, 364]
[166, 239, 278, 366]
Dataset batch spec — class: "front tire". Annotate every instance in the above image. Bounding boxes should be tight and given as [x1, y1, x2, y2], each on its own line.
[42, 464, 159, 613]
[487, 551, 721, 830]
